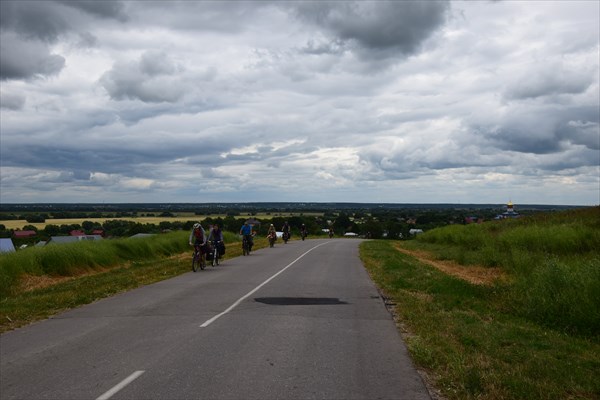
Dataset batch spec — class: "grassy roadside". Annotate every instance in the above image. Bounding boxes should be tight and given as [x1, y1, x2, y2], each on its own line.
[360, 240, 599, 400]
[0, 234, 269, 333]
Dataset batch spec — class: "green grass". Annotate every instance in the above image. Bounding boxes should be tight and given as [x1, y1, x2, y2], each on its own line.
[403, 207, 600, 335]
[360, 240, 600, 400]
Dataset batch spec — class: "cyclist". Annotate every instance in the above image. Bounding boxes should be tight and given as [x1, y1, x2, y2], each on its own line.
[300, 223, 307, 240]
[267, 223, 277, 247]
[208, 223, 225, 257]
[281, 221, 290, 242]
[189, 222, 207, 261]
[239, 221, 254, 252]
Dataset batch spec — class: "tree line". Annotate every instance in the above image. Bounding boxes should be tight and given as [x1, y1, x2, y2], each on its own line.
[2, 204, 554, 249]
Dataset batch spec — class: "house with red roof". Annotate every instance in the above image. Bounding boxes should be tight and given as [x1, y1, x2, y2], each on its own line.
[12, 230, 37, 239]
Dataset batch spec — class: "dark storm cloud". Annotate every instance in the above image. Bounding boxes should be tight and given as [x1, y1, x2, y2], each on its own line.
[470, 105, 600, 155]
[0, 1, 70, 42]
[56, 0, 127, 21]
[0, 33, 65, 80]
[555, 107, 600, 151]
[0, 0, 126, 80]
[290, 1, 449, 59]
[0, 0, 127, 41]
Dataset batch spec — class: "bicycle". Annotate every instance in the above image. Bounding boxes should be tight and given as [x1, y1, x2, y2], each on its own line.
[268, 233, 276, 247]
[210, 240, 221, 267]
[242, 235, 251, 256]
[192, 244, 206, 272]
[301, 230, 307, 241]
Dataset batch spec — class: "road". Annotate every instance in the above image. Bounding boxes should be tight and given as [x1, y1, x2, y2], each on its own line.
[1, 239, 431, 400]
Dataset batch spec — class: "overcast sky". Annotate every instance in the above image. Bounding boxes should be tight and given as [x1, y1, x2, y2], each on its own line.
[1, 1, 598, 205]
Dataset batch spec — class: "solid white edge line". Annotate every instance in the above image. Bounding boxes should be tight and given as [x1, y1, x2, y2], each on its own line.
[200, 241, 331, 328]
[96, 370, 145, 400]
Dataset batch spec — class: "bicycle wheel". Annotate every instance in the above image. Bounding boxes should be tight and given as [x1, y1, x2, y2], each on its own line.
[215, 250, 220, 266]
[200, 254, 206, 270]
[192, 252, 199, 272]
[212, 250, 217, 267]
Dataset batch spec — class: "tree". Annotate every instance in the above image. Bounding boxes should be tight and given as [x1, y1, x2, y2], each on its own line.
[25, 214, 45, 223]
[360, 219, 383, 239]
[333, 213, 352, 233]
[59, 224, 82, 235]
[222, 215, 239, 232]
[82, 220, 101, 232]
[43, 224, 61, 236]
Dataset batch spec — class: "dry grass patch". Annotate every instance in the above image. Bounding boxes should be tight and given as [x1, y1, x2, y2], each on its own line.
[393, 242, 508, 286]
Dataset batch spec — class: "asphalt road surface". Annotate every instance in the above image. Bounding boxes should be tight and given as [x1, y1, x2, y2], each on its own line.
[1, 238, 431, 400]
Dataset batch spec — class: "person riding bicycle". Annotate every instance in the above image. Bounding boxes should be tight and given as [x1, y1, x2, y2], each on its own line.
[239, 221, 254, 252]
[281, 221, 290, 241]
[300, 223, 307, 238]
[208, 223, 225, 256]
[189, 222, 207, 256]
[267, 224, 277, 246]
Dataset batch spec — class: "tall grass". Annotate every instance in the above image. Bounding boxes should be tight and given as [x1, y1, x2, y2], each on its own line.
[361, 240, 600, 400]
[511, 256, 600, 335]
[0, 231, 204, 298]
[409, 206, 600, 335]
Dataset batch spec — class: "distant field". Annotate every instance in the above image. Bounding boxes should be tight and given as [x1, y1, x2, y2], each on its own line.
[2, 212, 324, 230]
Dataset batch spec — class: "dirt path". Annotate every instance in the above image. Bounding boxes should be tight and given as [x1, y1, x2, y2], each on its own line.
[393, 243, 508, 285]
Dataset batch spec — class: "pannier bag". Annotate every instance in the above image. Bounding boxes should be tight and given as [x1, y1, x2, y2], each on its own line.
[202, 243, 212, 256]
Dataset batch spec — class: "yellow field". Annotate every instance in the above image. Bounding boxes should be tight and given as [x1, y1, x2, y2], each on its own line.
[1, 212, 323, 231]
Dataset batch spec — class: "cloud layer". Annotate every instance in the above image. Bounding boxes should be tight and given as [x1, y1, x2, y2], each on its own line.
[1, 0, 598, 205]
